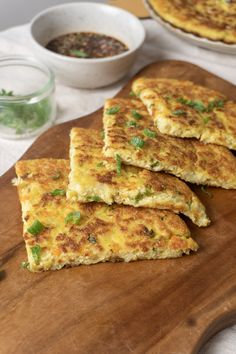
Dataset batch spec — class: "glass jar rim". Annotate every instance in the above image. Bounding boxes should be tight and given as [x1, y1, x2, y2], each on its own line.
[0, 56, 55, 103]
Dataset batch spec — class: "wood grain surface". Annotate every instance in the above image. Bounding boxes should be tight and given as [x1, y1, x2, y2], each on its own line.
[0, 61, 236, 354]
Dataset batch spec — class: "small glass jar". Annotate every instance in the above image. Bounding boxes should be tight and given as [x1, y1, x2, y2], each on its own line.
[0, 56, 56, 139]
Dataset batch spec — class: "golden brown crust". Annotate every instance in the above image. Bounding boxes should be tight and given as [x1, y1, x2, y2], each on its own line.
[132, 78, 236, 150]
[15, 159, 198, 271]
[148, 0, 236, 44]
[103, 98, 236, 189]
[68, 127, 209, 227]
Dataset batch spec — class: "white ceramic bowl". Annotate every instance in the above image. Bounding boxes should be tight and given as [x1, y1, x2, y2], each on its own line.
[30, 2, 145, 88]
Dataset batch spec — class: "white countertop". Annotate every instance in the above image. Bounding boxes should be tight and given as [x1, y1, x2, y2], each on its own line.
[0, 18, 236, 353]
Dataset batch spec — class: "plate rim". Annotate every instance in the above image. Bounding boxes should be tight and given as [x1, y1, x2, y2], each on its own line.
[144, 0, 236, 54]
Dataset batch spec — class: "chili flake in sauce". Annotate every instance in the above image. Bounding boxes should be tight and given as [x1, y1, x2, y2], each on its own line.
[46, 32, 129, 59]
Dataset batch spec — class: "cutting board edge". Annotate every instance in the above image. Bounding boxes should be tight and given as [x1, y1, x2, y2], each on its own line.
[1, 59, 236, 354]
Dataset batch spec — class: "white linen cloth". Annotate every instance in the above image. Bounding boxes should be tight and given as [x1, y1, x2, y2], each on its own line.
[0, 19, 236, 353]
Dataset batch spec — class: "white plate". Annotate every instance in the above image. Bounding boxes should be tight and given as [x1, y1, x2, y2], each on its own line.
[144, 0, 236, 55]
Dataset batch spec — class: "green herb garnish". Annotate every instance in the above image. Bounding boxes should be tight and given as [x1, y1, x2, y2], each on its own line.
[176, 97, 225, 114]
[150, 161, 160, 169]
[203, 116, 210, 124]
[176, 97, 188, 105]
[51, 171, 62, 180]
[176, 98, 206, 112]
[187, 200, 192, 210]
[0, 89, 13, 96]
[96, 162, 104, 168]
[116, 154, 122, 176]
[0, 89, 52, 135]
[100, 129, 105, 140]
[143, 128, 156, 138]
[87, 234, 97, 244]
[70, 49, 89, 58]
[172, 109, 187, 116]
[31, 245, 41, 265]
[65, 211, 81, 225]
[176, 97, 206, 112]
[129, 90, 136, 97]
[131, 109, 142, 120]
[50, 189, 66, 196]
[135, 187, 153, 203]
[126, 120, 137, 128]
[164, 95, 172, 100]
[86, 196, 101, 202]
[20, 261, 29, 269]
[207, 99, 224, 112]
[190, 100, 206, 112]
[27, 220, 45, 236]
[106, 106, 120, 115]
[130, 136, 145, 149]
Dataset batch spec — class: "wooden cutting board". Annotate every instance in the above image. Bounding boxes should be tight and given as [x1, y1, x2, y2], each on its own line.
[108, 0, 149, 18]
[1, 60, 236, 354]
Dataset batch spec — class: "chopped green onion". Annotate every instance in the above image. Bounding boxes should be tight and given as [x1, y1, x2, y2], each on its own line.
[187, 200, 192, 210]
[126, 120, 137, 128]
[106, 106, 120, 115]
[96, 162, 104, 168]
[51, 171, 61, 180]
[50, 189, 66, 196]
[86, 196, 101, 202]
[31, 245, 41, 265]
[131, 109, 142, 120]
[176, 98, 206, 112]
[70, 49, 89, 58]
[0, 88, 53, 135]
[100, 129, 105, 140]
[130, 136, 145, 149]
[177, 96, 224, 113]
[116, 154, 122, 176]
[207, 99, 224, 112]
[176, 97, 187, 104]
[0, 89, 13, 96]
[190, 100, 206, 112]
[135, 187, 153, 203]
[0, 90, 52, 135]
[150, 161, 160, 169]
[203, 116, 210, 124]
[27, 220, 45, 236]
[143, 128, 156, 138]
[172, 110, 186, 116]
[65, 211, 81, 225]
[87, 234, 97, 244]
[164, 95, 172, 100]
[20, 261, 29, 269]
[129, 90, 136, 97]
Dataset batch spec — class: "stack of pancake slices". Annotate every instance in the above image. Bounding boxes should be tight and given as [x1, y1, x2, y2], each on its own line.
[14, 78, 236, 272]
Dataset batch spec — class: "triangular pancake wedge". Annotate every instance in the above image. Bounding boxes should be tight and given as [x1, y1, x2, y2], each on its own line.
[132, 78, 236, 150]
[103, 98, 236, 189]
[68, 127, 209, 227]
[14, 159, 198, 272]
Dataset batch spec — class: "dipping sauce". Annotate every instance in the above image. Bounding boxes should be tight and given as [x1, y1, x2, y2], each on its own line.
[46, 32, 129, 59]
